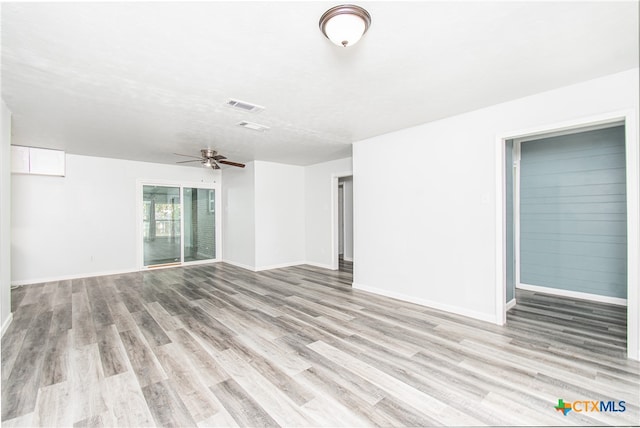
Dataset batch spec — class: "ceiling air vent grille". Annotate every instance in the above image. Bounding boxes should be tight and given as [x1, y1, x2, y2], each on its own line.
[226, 99, 264, 113]
[237, 121, 270, 132]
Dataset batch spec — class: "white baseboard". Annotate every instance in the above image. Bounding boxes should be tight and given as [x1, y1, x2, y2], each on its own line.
[222, 260, 309, 272]
[255, 261, 307, 272]
[11, 260, 224, 286]
[303, 261, 335, 270]
[12, 259, 340, 287]
[223, 259, 356, 273]
[506, 298, 517, 311]
[224, 260, 339, 272]
[517, 283, 627, 306]
[352, 282, 496, 324]
[342, 257, 353, 262]
[1, 313, 13, 337]
[11, 268, 138, 287]
[181, 259, 219, 268]
[221, 260, 257, 272]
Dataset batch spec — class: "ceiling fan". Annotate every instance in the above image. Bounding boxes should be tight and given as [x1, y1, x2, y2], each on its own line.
[174, 149, 245, 169]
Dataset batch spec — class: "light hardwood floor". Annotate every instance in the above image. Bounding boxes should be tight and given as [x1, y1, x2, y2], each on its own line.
[2, 262, 638, 427]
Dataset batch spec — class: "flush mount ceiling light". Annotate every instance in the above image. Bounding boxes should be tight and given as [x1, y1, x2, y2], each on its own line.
[319, 4, 371, 47]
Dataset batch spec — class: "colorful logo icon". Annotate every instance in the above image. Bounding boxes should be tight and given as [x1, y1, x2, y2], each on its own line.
[555, 399, 572, 416]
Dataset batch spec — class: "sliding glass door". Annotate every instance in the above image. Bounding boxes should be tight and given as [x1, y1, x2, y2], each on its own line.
[143, 185, 181, 266]
[183, 187, 216, 262]
[140, 182, 218, 268]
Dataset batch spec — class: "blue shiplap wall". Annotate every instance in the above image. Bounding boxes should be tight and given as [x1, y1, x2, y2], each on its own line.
[519, 126, 627, 298]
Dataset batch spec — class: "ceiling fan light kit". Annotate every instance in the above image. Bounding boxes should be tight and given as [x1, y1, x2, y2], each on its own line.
[319, 4, 371, 47]
[202, 158, 219, 169]
[174, 149, 245, 170]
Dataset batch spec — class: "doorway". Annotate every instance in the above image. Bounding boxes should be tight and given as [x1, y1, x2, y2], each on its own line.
[142, 185, 181, 266]
[515, 125, 627, 303]
[331, 174, 353, 273]
[138, 181, 220, 269]
[338, 177, 354, 274]
[497, 111, 639, 360]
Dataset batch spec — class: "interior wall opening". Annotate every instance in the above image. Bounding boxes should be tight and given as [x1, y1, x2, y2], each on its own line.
[334, 175, 353, 275]
[501, 117, 637, 359]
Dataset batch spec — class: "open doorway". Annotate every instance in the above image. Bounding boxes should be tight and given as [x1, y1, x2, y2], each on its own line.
[331, 174, 353, 275]
[497, 111, 639, 360]
[514, 125, 627, 305]
[338, 177, 353, 274]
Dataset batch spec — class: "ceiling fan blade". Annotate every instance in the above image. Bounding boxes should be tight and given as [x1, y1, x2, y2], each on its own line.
[176, 159, 202, 164]
[173, 153, 203, 159]
[213, 155, 227, 160]
[218, 160, 245, 168]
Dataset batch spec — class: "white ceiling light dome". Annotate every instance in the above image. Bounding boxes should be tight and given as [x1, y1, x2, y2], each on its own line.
[319, 4, 371, 47]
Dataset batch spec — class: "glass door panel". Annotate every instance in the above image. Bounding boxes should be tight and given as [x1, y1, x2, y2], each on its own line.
[143, 185, 181, 266]
[183, 187, 216, 262]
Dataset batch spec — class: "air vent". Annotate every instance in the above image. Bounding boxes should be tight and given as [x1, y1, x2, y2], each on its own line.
[237, 121, 270, 132]
[226, 99, 264, 113]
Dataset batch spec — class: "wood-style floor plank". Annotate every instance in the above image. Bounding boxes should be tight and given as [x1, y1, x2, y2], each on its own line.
[96, 325, 129, 378]
[210, 378, 280, 428]
[118, 328, 167, 388]
[32, 381, 73, 427]
[2, 261, 639, 427]
[153, 342, 221, 423]
[41, 330, 70, 387]
[101, 371, 155, 427]
[142, 380, 197, 427]
[2, 309, 53, 421]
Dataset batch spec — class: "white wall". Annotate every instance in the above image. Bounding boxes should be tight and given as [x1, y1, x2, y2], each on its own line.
[12, 153, 343, 281]
[353, 69, 639, 326]
[340, 176, 354, 261]
[222, 157, 352, 271]
[11, 154, 220, 284]
[1, 101, 12, 334]
[254, 161, 305, 269]
[222, 162, 256, 270]
[222, 161, 305, 271]
[305, 157, 352, 269]
[222, 162, 256, 269]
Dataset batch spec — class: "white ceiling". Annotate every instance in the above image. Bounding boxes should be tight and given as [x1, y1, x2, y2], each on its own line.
[2, 1, 638, 167]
